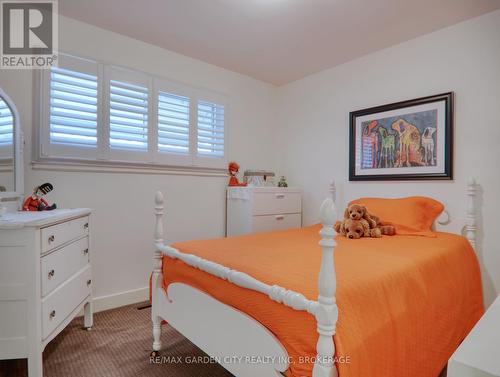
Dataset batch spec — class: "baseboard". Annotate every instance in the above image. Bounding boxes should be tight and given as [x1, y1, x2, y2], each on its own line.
[92, 286, 149, 313]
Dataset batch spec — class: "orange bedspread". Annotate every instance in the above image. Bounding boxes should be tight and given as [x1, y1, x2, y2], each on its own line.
[162, 225, 483, 377]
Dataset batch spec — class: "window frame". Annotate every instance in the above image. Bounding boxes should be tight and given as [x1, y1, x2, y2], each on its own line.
[193, 89, 228, 169]
[40, 54, 102, 161]
[104, 65, 153, 163]
[152, 77, 197, 167]
[37, 53, 228, 171]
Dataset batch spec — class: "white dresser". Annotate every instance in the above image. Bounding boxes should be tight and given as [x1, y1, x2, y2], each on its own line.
[448, 295, 500, 377]
[0, 209, 93, 377]
[226, 187, 302, 236]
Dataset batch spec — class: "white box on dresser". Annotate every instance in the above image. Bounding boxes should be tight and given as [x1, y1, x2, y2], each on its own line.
[0, 209, 93, 377]
[226, 187, 302, 236]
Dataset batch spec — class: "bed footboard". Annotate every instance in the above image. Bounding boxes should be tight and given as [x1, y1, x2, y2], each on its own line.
[151, 191, 339, 377]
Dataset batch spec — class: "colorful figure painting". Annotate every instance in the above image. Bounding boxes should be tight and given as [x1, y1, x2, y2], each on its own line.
[350, 93, 453, 181]
[361, 109, 437, 169]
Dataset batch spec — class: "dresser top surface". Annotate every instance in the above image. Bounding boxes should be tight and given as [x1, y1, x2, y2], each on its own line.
[227, 186, 301, 193]
[0, 208, 92, 229]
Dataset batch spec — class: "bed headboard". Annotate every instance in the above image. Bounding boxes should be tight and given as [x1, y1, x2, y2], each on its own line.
[329, 178, 478, 251]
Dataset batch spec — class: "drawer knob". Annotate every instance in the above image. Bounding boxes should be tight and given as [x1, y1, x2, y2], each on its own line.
[48, 235, 55, 243]
[83, 248, 89, 255]
[48, 269, 55, 279]
[84, 223, 89, 229]
[275, 194, 285, 199]
[87, 279, 92, 286]
[275, 215, 285, 220]
[50, 310, 56, 319]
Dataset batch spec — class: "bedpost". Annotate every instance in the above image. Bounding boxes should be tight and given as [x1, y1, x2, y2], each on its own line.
[329, 180, 336, 203]
[465, 178, 477, 251]
[313, 198, 339, 377]
[152, 191, 164, 354]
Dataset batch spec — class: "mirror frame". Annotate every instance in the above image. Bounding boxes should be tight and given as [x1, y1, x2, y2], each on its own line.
[0, 87, 24, 206]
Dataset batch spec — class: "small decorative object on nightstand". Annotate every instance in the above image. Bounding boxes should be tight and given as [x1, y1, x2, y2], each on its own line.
[226, 186, 301, 236]
[448, 295, 500, 377]
[278, 176, 288, 187]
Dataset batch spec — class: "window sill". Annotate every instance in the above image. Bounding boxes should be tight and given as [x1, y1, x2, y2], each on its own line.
[31, 159, 228, 177]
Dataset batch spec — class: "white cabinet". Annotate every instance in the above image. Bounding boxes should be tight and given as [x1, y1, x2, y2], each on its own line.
[226, 187, 302, 236]
[0, 209, 93, 377]
[448, 295, 500, 377]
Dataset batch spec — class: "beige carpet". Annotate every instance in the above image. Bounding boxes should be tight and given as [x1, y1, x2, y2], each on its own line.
[0, 301, 448, 377]
[0, 302, 232, 377]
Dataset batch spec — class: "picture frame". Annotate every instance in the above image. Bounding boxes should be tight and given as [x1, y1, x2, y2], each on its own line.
[349, 92, 453, 181]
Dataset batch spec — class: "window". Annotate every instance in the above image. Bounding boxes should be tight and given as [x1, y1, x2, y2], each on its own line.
[49, 67, 98, 148]
[197, 100, 224, 157]
[40, 53, 227, 170]
[157, 92, 190, 154]
[109, 80, 149, 151]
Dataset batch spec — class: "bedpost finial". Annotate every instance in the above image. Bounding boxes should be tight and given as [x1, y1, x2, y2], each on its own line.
[320, 198, 336, 226]
[329, 180, 336, 193]
[155, 191, 164, 206]
[468, 177, 476, 188]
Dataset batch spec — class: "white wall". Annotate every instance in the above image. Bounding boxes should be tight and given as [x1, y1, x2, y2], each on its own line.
[276, 10, 500, 306]
[0, 16, 278, 309]
[2, 10, 499, 310]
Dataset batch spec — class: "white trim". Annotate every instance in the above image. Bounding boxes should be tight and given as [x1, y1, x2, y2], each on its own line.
[31, 159, 227, 177]
[92, 286, 149, 313]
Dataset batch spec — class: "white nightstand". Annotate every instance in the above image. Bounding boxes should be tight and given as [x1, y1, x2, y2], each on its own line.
[226, 187, 302, 236]
[448, 295, 500, 377]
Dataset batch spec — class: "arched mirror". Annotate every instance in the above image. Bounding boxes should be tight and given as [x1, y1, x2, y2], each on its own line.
[0, 88, 24, 208]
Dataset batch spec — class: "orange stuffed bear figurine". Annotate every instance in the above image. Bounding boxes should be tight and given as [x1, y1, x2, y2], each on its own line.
[228, 161, 247, 187]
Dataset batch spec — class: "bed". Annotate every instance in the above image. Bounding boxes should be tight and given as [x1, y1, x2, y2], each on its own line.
[150, 179, 483, 377]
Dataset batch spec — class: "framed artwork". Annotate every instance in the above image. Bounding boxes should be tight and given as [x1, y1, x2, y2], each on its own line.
[349, 92, 453, 181]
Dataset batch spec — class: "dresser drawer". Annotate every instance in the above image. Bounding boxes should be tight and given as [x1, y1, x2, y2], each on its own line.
[42, 265, 91, 340]
[252, 192, 301, 216]
[41, 237, 89, 297]
[41, 216, 89, 254]
[252, 213, 301, 233]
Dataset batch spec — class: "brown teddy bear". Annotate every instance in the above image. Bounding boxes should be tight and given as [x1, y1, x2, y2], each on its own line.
[334, 218, 382, 239]
[345, 204, 396, 236]
[344, 204, 378, 229]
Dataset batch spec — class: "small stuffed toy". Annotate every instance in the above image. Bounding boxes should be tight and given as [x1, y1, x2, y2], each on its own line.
[344, 204, 378, 229]
[23, 183, 57, 212]
[334, 218, 382, 239]
[336, 203, 396, 239]
[228, 161, 247, 187]
[345, 203, 396, 235]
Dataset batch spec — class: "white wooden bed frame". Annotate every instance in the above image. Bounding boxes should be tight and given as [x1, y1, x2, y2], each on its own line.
[150, 178, 478, 377]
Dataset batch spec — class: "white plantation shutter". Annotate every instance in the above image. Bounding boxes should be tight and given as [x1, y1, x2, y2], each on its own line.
[197, 100, 224, 157]
[40, 53, 227, 169]
[0, 98, 13, 148]
[157, 92, 190, 154]
[49, 67, 98, 147]
[109, 79, 149, 151]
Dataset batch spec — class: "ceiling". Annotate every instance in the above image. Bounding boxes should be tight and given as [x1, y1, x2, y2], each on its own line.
[59, 0, 500, 85]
